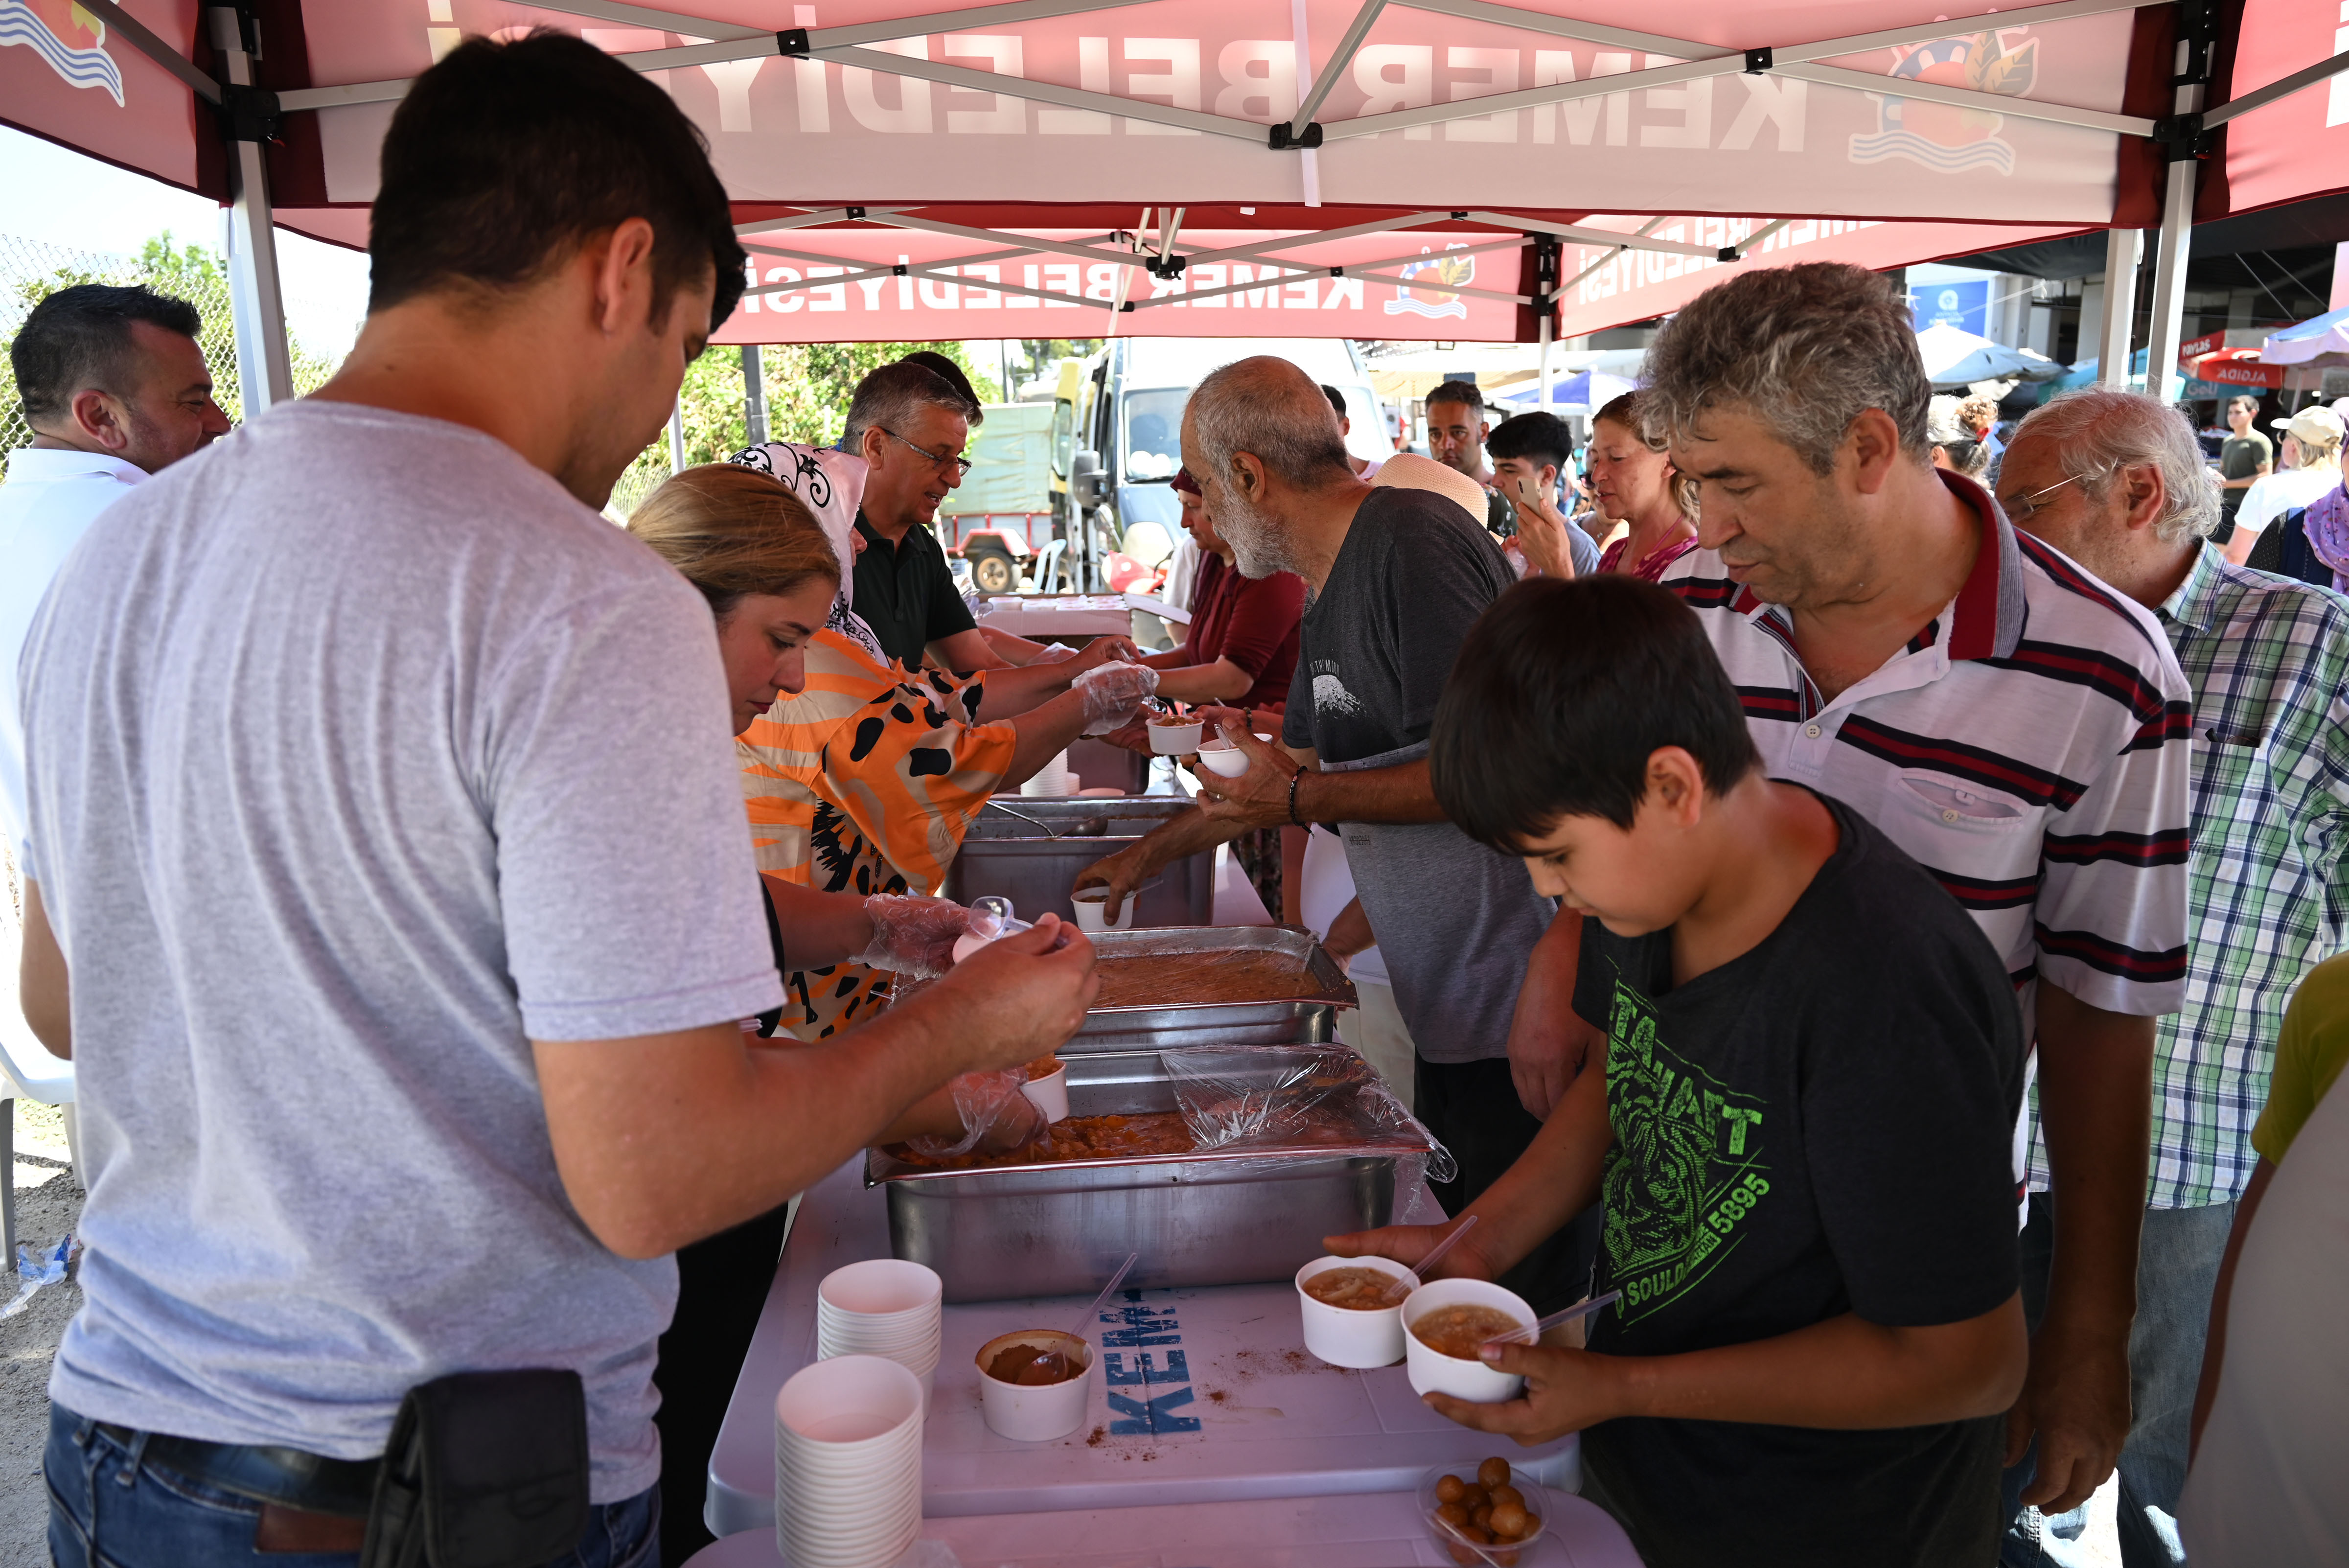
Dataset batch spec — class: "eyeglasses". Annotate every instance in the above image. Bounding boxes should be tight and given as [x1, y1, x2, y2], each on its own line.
[2001, 473, 2079, 523]
[876, 425, 973, 480]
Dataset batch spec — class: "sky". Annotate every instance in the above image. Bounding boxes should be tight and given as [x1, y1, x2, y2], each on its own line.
[1, 126, 373, 358]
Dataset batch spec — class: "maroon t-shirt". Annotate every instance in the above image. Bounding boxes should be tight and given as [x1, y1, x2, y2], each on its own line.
[1176, 553, 1305, 712]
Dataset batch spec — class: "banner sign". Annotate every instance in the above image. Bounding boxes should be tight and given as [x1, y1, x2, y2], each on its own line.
[2218, 0, 2349, 217]
[714, 227, 1524, 344]
[1552, 214, 2082, 339]
[0, 0, 207, 193]
[299, 0, 2142, 224]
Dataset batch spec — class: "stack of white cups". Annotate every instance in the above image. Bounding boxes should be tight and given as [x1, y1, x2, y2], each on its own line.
[774, 1355, 924, 1568]
[816, 1259, 944, 1406]
[1019, 749, 1074, 797]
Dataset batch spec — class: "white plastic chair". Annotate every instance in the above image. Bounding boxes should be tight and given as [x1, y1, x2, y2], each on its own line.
[1030, 538, 1068, 594]
[1, 939, 77, 1265]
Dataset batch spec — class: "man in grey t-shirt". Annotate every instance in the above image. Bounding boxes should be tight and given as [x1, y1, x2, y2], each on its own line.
[17, 37, 1092, 1568]
[1076, 358, 1588, 1314]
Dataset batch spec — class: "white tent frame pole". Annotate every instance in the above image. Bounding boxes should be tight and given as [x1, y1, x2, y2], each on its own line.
[1538, 315, 1552, 409]
[1459, 211, 1718, 257]
[1559, 215, 1669, 291]
[1773, 63, 2152, 135]
[2202, 47, 2349, 127]
[1288, 0, 1387, 137]
[2142, 47, 2207, 395]
[76, 0, 221, 100]
[734, 208, 909, 236]
[207, 7, 293, 415]
[860, 214, 1137, 264]
[2096, 227, 2143, 390]
[1125, 235, 1533, 309]
[1184, 212, 1459, 264]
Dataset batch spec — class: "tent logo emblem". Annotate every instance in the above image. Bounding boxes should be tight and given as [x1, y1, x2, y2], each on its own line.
[1385, 247, 1473, 320]
[1847, 30, 2036, 177]
[1, 0, 125, 105]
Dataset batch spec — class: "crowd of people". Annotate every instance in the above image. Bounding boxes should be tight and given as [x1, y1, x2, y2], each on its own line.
[6, 24, 2349, 1568]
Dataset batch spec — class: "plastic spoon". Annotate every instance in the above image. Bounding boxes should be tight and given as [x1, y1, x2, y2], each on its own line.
[1379, 1215, 1479, 1305]
[1033, 1251, 1140, 1382]
[1480, 1289, 1624, 1352]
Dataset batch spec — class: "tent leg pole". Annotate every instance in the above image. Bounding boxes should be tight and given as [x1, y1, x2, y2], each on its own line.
[2144, 159, 2197, 402]
[742, 345, 766, 446]
[210, 7, 292, 415]
[668, 402, 686, 474]
[1538, 317, 1552, 412]
[2096, 227, 2143, 392]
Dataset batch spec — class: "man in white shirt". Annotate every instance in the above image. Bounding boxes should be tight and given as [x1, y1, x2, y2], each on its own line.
[1, 283, 229, 857]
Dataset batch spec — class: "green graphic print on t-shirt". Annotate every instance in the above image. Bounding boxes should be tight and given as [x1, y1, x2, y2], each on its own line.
[1603, 975, 1773, 1325]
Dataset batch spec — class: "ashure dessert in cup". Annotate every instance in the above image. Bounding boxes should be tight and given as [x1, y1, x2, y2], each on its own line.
[1294, 1253, 1415, 1368]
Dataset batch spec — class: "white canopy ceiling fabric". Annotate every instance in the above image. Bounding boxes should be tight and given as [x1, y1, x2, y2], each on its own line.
[3, 0, 2341, 345]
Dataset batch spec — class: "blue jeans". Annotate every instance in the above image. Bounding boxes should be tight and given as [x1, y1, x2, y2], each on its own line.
[46, 1402, 660, 1568]
[2000, 1196, 2235, 1567]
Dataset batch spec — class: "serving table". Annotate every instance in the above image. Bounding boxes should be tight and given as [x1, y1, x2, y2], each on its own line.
[707, 1157, 1583, 1540]
[684, 1486, 1638, 1566]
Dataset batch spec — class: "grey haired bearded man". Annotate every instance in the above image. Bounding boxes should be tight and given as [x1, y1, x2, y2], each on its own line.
[1076, 355, 1596, 1314]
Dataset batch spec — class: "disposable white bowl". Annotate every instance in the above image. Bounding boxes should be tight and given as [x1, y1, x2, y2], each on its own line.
[975, 1330, 1094, 1442]
[773, 1355, 924, 1566]
[817, 1259, 941, 1322]
[1147, 717, 1204, 754]
[1295, 1254, 1414, 1368]
[1403, 1279, 1536, 1404]
[1194, 733, 1274, 779]
[1070, 888, 1135, 935]
[1021, 1063, 1071, 1122]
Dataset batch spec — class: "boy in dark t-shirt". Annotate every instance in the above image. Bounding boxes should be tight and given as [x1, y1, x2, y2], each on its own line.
[1326, 576, 2027, 1568]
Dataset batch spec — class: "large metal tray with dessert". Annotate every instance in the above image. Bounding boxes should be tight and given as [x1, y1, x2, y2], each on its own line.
[868, 1046, 1429, 1303]
[1061, 924, 1357, 1053]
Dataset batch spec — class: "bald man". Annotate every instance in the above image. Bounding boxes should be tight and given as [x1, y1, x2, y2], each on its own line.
[1076, 356, 1592, 1313]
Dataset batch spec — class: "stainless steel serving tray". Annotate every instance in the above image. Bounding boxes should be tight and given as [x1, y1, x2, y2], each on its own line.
[869, 1047, 1428, 1303]
[1064, 925, 1357, 1054]
[944, 795, 1211, 927]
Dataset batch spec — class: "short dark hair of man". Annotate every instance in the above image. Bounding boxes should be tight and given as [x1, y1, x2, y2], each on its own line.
[1640, 261, 1931, 475]
[1426, 379, 1484, 415]
[367, 30, 745, 332]
[843, 361, 982, 450]
[1488, 411, 1574, 471]
[1432, 576, 1760, 848]
[898, 350, 986, 426]
[12, 283, 204, 425]
[1322, 384, 1347, 418]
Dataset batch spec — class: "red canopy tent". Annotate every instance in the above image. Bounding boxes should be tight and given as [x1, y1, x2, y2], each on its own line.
[4, 0, 2343, 403]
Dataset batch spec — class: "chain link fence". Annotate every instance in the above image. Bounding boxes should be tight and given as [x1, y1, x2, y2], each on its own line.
[2, 231, 343, 452]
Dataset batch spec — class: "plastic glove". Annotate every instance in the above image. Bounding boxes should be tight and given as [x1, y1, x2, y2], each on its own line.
[903, 1067, 1050, 1158]
[854, 894, 974, 980]
[1033, 642, 1081, 665]
[1072, 660, 1160, 736]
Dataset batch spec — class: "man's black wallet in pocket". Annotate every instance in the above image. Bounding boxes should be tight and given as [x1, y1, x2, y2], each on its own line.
[360, 1369, 591, 1568]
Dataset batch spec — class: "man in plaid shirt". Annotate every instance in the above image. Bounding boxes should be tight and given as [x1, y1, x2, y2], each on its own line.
[2001, 389, 2349, 1566]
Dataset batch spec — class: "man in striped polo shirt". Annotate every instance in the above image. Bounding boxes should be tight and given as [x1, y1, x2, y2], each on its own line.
[1625, 265, 2192, 1533]
[1998, 390, 2349, 1566]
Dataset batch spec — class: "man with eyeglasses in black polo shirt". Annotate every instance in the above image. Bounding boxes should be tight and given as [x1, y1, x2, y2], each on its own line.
[835, 358, 1013, 670]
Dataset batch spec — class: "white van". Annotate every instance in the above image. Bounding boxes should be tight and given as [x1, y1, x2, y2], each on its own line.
[1057, 338, 1387, 589]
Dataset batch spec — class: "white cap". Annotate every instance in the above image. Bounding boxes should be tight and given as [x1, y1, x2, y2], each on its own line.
[2271, 406, 2346, 446]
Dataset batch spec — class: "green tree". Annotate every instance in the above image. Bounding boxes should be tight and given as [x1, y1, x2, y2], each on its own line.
[2, 230, 342, 446]
[608, 339, 1007, 515]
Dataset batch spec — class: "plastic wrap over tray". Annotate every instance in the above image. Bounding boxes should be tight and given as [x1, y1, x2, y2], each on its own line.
[1164, 1045, 1456, 1188]
[867, 1044, 1444, 1301]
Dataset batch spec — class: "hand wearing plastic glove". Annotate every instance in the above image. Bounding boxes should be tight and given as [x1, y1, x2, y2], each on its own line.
[1033, 642, 1081, 665]
[854, 894, 974, 980]
[1072, 659, 1160, 736]
[904, 1066, 1050, 1158]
